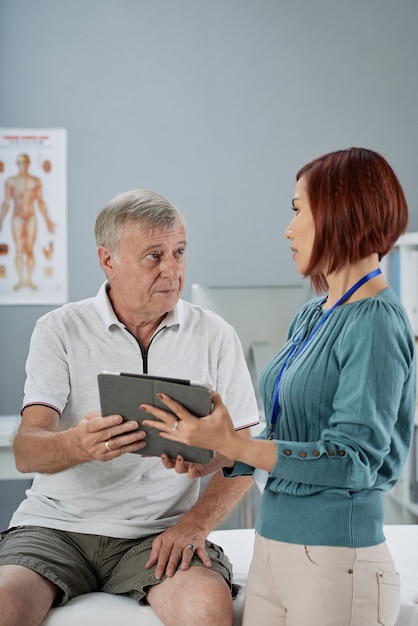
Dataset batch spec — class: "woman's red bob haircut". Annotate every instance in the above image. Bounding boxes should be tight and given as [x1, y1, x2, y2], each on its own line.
[296, 147, 409, 292]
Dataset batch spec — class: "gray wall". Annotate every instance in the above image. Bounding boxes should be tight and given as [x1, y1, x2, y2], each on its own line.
[1, 0, 418, 415]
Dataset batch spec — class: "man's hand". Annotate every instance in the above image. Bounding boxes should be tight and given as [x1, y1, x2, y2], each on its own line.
[74, 411, 147, 461]
[145, 519, 212, 580]
[13, 405, 148, 474]
[160, 452, 233, 478]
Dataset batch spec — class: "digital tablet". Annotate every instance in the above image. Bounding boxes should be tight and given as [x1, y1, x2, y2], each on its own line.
[98, 371, 214, 463]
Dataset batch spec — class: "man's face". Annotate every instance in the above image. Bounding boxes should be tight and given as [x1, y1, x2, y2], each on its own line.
[99, 220, 186, 323]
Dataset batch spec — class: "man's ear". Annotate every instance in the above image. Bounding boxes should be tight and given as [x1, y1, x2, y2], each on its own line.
[97, 246, 115, 274]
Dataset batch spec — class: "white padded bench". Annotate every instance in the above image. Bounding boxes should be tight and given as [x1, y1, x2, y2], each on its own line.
[40, 525, 418, 626]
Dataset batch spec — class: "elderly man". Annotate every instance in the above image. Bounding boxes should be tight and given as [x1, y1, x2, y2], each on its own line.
[0, 189, 258, 626]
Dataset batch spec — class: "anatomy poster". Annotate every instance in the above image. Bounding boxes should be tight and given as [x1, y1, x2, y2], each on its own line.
[0, 128, 67, 305]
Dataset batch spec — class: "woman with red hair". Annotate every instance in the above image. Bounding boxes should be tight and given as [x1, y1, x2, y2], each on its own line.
[144, 148, 416, 625]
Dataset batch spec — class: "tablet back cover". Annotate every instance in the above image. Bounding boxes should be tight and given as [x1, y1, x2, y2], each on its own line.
[98, 372, 213, 463]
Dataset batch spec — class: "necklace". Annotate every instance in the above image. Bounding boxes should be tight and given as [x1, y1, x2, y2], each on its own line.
[267, 267, 382, 440]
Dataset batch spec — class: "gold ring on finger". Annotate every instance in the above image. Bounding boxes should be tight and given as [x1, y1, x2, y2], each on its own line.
[183, 543, 196, 553]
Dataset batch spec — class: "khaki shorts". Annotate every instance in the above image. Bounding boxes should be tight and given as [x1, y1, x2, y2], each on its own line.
[0, 525, 238, 606]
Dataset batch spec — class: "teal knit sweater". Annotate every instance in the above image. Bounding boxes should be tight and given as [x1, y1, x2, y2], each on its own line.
[229, 287, 416, 547]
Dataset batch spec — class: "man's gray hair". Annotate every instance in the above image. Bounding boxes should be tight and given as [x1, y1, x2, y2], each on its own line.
[95, 189, 184, 251]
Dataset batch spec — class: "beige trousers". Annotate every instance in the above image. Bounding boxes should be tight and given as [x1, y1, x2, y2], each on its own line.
[242, 532, 400, 626]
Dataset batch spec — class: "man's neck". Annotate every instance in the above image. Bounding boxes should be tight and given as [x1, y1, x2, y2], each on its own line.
[124, 315, 167, 349]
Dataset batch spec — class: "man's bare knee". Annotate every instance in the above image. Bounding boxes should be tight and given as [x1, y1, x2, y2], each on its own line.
[0, 564, 57, 626]
[148, 567, 233, 626]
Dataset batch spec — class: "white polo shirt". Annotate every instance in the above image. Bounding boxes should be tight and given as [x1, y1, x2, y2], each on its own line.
[11, 282, 259, 538]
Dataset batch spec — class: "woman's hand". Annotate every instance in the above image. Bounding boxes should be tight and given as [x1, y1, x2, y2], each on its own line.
[142, 391, 277, 473]
[141, 390, 240, 460]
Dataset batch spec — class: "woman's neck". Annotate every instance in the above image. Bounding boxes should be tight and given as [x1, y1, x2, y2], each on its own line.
[323, 256, 387, 309]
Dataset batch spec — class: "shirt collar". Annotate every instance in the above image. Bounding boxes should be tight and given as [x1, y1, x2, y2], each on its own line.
[94, 281, 184, 331]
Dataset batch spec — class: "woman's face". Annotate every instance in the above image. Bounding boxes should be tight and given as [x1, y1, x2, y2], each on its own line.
[285, 176, 316, 276]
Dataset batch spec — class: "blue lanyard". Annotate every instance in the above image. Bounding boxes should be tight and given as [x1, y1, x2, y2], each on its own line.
[267, 268, 382, 440]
